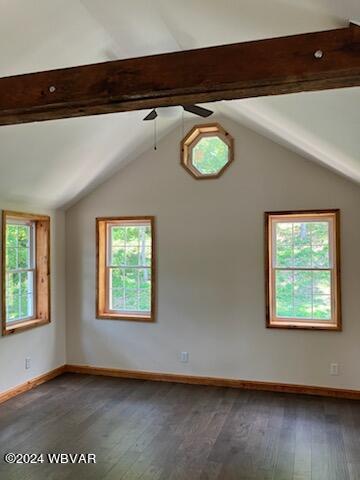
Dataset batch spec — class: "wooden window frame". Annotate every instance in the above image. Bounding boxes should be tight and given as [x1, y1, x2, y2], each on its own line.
[2, 211, 51, 336]
[265, 210, 341, 331]
[96, 216, 156, 322]
[181, 123, 234, 179]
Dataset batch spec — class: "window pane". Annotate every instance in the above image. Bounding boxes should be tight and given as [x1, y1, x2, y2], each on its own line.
[6, 225, 17, 247]
[313, 271, 331, 295]
[276, 223, 292, 245]
[125, 268, 137, 290]
[144, 247, 152, 267]
[313, 295, 331, 319]
[111, 247, 125, 266]
[6, 272, 20, 300]
[111, 289, 125, 310]
[6, 223, 32, 270]
[293, 246, 312, 268]
[20, 271, 31, 295]
[139, 289, 151, 311]
[111, 226, 126, 246]
[293, 295, 312, 319]
[276, 270, 292, 297]
[311, 222, 330, 267]
[276, 296, 293, 318]
[17, 225, 30, 244]
[21, 294, 33, 319]
[312, 245, 330, 268]
[6, 247, 17, 270]
[275, 270, 293, 317]
[293, 222, 311, 246]
[125, 246, 139, 266]
[111, 268, 124, 289]
[276, 244, 293, 268]
[192, 136, 229, 175]
[126, 226, 140, 245]
[293, 271, 312, 296]
[6, 295, 20, 322]
[139, 268, 151, 289]
[293, 271, 312, 318]
[18, 246, 30, 269]
[125, 289, 138, 311]
[311, 222, 329, 245]
[144, 226, 152, 245]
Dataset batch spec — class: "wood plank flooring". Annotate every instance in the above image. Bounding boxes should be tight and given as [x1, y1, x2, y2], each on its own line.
[0, 373, 360, 479]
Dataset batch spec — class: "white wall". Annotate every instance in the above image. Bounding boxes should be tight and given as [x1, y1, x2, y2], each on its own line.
[66, 116, 360, 390]
[0, 203, 66, 394]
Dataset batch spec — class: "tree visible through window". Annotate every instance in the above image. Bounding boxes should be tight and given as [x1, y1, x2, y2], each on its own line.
[265, 210, 341, 330]
[192, 136, 229, 175]
[6, 220, 35, 322]
[97, 217, 155, 321]
[109, 223, 152, 313]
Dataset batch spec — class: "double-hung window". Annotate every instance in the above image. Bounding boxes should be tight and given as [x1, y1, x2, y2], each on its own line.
[2, 211, 51, 335]
[97, 217, 155, 321]
[265, 210, 341, 330]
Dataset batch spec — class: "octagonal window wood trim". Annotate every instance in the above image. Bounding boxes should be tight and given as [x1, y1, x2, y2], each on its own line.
[181, 123, 234, 179]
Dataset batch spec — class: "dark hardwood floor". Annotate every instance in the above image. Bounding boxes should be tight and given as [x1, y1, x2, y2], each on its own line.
[0, 373, 360, 479]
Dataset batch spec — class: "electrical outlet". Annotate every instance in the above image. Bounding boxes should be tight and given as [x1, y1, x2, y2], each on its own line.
[180, 352, 189, 363]
[25, 357, 31, 370]
[330, 363, 339, 375]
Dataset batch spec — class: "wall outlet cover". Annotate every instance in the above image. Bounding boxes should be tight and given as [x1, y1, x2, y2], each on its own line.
[180, 352, 189, 363]
[330, 363, 339, 375]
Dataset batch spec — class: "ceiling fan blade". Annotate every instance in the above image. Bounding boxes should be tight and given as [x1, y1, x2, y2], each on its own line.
[143, 109, 158, 121]
[183, 104, 213, 118]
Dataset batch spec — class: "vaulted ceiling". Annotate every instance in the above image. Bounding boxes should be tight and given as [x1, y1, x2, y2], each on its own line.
[0, 0, 359, 208]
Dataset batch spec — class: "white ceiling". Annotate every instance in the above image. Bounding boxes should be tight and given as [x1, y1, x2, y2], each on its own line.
[0, 0, 359, 208]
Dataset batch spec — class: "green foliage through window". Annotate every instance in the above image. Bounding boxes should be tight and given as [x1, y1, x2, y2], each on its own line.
[108, 224, 152, 313]
[192, 136, 229, 175]
[5, 222, 35, 322]
[274, 221, 332, 320]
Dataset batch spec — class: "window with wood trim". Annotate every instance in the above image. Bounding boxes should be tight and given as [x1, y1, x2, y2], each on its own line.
[2, 211, 50, 336]
[181, 123, 234, 179]
[265, 210, 341, 330]
[97, 217, 155, 321]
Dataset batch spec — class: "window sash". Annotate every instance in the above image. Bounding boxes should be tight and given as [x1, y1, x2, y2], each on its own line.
[5, 220, 36, 323]
[105, 221, 152, 315]
[271, 217, 334, 270]
[107, 266, 151, 315]
[271, 268, 334, 322]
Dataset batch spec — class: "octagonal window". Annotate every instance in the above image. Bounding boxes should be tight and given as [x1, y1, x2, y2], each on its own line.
[181, 123, 234, 179]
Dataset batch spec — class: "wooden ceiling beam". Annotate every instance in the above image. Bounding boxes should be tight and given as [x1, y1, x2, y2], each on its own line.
[0, 24, 359, 126]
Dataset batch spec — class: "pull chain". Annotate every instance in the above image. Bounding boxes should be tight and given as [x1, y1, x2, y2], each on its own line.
[182, 108, 185, 138]
[154, 116, 157, 151]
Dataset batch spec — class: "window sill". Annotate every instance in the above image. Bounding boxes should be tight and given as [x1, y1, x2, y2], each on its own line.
[3, 318, 50, 336]
[267, 320, 341, 331]
[97, 312, 154, 322]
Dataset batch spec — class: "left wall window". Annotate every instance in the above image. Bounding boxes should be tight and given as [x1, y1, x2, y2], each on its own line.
[2, 211, 50, 336]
